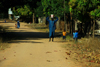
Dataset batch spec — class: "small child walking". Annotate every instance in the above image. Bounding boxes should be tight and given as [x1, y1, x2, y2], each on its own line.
[62, 29, 66, 40]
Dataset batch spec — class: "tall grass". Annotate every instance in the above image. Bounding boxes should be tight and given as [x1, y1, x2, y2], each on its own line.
[78, 37, 100, 52]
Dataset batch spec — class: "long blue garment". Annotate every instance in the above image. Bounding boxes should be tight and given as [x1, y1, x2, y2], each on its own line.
[46, 17, 58, 37]
[17, 21, 20, 28]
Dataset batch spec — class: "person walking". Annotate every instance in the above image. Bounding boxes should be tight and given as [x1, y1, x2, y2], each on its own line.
[46, 15, 58, 42]
[17, 20, 20, 28]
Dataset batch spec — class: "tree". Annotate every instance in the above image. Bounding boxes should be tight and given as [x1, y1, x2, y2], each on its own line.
[35, 0, 65, 17]
[0, 0, 41, 16]
[13, 5, 32, 16]
[67, 0, 100, 37]
[90, 0, 100, 38]
[34, 2, 44, 17]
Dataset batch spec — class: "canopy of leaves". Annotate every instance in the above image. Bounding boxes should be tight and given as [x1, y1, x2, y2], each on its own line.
[0, 0, 100, 21]
[35, 0, 66, 17]
[68, 0, 100, 21]
[13, 5, 32, 16]
[0, 0, 41, 16]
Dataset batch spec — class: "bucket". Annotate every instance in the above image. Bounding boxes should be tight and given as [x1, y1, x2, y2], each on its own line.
[51, 14, 54, 18]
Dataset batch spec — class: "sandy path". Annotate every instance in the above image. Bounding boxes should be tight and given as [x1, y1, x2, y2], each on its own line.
[0, 21, 82, 67]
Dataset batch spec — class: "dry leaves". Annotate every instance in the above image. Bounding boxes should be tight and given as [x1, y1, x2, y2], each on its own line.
[47, 60, 52, 62]
[65, 52, 70, 55]
[46, 51, 52, 53]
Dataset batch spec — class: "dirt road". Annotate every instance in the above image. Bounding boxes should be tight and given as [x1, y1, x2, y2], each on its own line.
[0, 21, 82, 67]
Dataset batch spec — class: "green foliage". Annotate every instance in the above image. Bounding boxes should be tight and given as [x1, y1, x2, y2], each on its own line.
[35, 0, 100, 22]
[90, 11, 95, 17]
[90, 8, 100, 19]
[34, 2, 44, 17]
[0, 0, 100, 21]
[35, 0, 65, 17]
[69, 7, 73, 12]
[68, 0, 77, 8]
[89, 2, 100, 19]
[68, 0, 100, 21]
[13, 7, 19, 16]
[13, 5, 32, 16]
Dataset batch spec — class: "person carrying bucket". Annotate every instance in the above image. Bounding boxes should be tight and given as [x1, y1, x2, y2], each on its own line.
[46, 14, 58, 42]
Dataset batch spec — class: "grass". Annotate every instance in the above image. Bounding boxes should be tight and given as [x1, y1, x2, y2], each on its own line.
[66, 35, 72, 40]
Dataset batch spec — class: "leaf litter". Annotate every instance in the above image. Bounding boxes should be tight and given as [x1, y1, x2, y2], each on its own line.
[46, 51, 52, 54]
[63, 37, 100, 67]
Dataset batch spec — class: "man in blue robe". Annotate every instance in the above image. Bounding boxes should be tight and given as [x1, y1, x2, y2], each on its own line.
[46, 17, 58, 42]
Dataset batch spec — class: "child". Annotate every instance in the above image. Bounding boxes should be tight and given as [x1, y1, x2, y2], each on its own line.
[63, 29, 66, 40]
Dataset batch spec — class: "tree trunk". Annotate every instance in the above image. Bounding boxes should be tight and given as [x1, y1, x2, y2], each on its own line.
[56, 17, 60, 30]
[13, 15, 15, 20]
[90, 19, 93, 36]
[65, 23, 67, 32]
[0, 36, 2, 43]
[64, 15, 66, 31]
[88, 19, 92, 37]
[9, 14, 11, 20]
[93, 20, 95, 38]
[42, 17, 46, 24]
[75, 20, 78, 31]
[81, 23, 83, 37]
[68, 21, 70, 33]
[65, 15, 68, 33]
[64, 0, 66, 31]
[33, 13, 35, 23]
[70, 13, 73, 35]
[38, 17, 41, 24]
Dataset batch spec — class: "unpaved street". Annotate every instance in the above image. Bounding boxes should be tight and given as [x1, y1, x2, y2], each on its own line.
[0, 21, 82, 67]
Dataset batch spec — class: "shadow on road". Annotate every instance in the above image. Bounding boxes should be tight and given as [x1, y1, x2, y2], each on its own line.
[0, 22, 14, 23]
[1, 31, 62, 43]
[0, 23, 62, 43]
